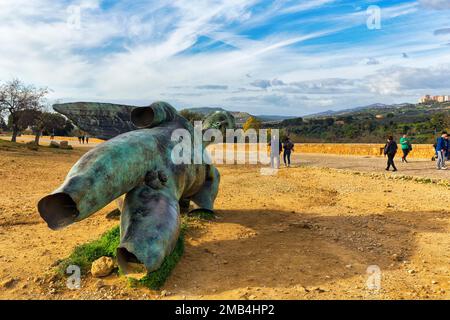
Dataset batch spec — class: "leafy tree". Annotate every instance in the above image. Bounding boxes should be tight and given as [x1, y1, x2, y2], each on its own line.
[0, 116, 7, 131]
[32, 111, 67, 145]
[243, 116, 262, 131]
[0, 79, 48, 142]
[179, 110, 204, 124]
[7, 109, 39, 134]
[59, 119, 75, 136]
[430, 113, 447, 132]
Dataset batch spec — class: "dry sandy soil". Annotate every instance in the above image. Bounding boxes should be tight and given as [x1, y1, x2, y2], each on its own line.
[0, 142, 449, 300]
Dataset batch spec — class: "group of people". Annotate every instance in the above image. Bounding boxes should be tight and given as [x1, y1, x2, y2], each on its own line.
[270, 136, 295, 169]
[384, 131, 449, 171]
[77, 135, 89, 144]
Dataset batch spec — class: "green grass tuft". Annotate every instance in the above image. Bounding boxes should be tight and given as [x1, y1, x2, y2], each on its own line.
[58, 216, 197, 290]
[58, 226, 120, 274]
[188, 209, 215, 220]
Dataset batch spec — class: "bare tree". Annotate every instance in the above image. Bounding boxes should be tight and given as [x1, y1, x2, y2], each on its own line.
[32, 110, 66, 145]
[0, 79, 48, 142]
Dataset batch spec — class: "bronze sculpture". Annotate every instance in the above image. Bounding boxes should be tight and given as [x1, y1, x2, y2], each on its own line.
[38, 101, 235, 274]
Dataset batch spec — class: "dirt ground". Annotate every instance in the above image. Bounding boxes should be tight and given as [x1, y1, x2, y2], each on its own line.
[295, 153, 450, 181]
[0, 143, 449, 300]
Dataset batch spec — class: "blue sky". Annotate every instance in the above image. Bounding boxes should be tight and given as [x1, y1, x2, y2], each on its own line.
[1, 0, 450, 116]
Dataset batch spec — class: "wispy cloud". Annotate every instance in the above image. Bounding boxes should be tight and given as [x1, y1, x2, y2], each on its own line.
[419, 0, 450, 10]
[0, 0, 449, 116]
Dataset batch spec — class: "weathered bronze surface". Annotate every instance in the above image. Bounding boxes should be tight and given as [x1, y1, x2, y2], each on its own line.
[38, 101, 235, 273]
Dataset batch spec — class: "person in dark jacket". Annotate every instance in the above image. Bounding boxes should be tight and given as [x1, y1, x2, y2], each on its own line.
[435, 131, 448, 170]
[282, 137, 294, 167]
[384, 136, 398, 172]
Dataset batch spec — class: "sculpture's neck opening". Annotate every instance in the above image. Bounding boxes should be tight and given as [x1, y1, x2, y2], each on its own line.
[37, 193, 79, 230]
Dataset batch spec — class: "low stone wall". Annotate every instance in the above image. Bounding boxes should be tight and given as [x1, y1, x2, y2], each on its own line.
[295, 143, 436, 159]
[209, 143, 436, 160]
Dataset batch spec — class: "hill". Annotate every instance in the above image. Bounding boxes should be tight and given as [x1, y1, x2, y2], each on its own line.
[267, 102, 450, 144]
[304, 103, 413, 118]
[181, 107, 295, 127]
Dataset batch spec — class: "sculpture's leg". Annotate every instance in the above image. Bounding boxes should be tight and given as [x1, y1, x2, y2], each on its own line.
[190, 165, 220, 212]
[179, 198, 191, 214]
[117, 185, 180, 274]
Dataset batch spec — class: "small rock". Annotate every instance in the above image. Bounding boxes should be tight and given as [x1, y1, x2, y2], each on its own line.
[91, 256, 115, 277]
[407, 269, 416, 274]
[345, 264, 353, 269]
[59, 141, 72, 149]
[160, 290, 171, 297]
[49, 141, 60, 148]
[431, 280, 438, 285]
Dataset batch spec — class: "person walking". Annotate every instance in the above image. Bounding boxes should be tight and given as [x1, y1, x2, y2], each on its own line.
[384, 136, 398, 172]
[85, 135, 89, 144]
[282, 137, 295, 167]
[81, 135, 85, 144]
[435, 131, 448, 170]
[399, 134, 412, 163]
[78, 135, 82, 144]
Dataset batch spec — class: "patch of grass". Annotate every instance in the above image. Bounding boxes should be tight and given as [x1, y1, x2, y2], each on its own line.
[0, 138, 76, 154]
[58, 216, 198, 290]
[58, 226, 120, 274]
[188, 209, 216, 220]
[0, 139, 26, 152]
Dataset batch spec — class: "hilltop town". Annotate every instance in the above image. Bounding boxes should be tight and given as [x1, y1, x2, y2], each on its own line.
[419, 95, 450, 103]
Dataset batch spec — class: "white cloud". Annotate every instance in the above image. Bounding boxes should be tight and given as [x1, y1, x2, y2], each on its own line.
[419, 0, 450, 10]
[0, 0, 449, 116]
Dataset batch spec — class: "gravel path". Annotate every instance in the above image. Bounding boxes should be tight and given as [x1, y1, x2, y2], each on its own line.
[291, 153, 450, 181]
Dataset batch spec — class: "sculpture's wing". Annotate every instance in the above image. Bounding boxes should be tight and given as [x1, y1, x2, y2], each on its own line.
[53, 102, 137, 140]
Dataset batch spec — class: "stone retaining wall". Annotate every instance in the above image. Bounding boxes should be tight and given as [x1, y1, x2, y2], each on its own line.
[295, 143, 436, 159]
[209, 143, 437, 159]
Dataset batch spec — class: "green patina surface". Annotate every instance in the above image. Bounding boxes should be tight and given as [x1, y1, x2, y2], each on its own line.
[38, 101, 235, 281]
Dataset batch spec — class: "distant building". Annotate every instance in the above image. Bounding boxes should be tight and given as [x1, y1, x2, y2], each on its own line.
[419, 95, 449, 103]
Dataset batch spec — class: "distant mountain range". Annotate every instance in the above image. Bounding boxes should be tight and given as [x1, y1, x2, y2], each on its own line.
[304, 103, 415, 118]
[184, 102, 423, 127]
[182, 107, 296, 126]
